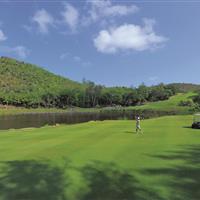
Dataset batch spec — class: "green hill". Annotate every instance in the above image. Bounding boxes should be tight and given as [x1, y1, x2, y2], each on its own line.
[167, 83, 200, 93]
[0, 57, 82, 107]
[0, 92, 196, 116]
[132, 92, 196, 112]
[0, 56, 199, 112]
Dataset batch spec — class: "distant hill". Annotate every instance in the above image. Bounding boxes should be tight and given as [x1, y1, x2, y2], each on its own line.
[0, 56, 199, 109]
[167, 83, 200, 93]
[133, 92, 196, 112]
[0, 56, 83, 106]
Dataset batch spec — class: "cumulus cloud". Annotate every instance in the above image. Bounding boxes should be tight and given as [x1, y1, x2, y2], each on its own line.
[12, 46, 30, 59]
[148, 76, 159, 82]
[60, 52, 70, 60]
[0, 45, 30, 59]
[22, 24, 33, 33]
[73, 56, 81, 62]
[0, 30, 7, 41]
[83, 0, 139, 25]
[62, 3, 79, 31]
[94, 19, 168, 53]
[26, 1, 138, 34]
[0, 23, 28, 58]
[60, 52, 91, 67]
[32, 9, 54, 34]
[82, 61, 92, 67]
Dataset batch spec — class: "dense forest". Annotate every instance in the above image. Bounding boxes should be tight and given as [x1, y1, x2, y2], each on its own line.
[0, 56, 199, 108]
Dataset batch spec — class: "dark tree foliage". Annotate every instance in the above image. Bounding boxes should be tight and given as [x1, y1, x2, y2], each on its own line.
[192, 90, 200, 110]
[193, 89, 200, 100]
[147, 84, 174, 102]
[0, 57, 177, 108]
[167, 83, 200, 93]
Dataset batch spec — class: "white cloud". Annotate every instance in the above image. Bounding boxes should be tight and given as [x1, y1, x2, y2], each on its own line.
[62, 3, 79, 31]
[83, 0, 139, 25]
[0, 30, 7, 41]
[94, 19, 168, 53]
[73, 56, 81, 62]
[148, 76, 159, 82]
[32, 9, 54, 34]
[82, 61, 91, 67]
[12, 46, 30, 59]
[73, 56, 91, 67]
[22, 24, 33, 33]
[60, 52, 70, 60]
[0, 45, 30, 59]
[60, 53, 91, 67]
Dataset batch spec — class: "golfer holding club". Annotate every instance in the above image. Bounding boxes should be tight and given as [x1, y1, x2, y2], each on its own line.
[136, 115, 142, 134]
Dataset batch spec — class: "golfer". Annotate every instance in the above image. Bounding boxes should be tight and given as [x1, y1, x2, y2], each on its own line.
[136, 116, 142, 134]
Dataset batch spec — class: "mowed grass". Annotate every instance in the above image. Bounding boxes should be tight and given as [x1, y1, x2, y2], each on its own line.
[0, 115, 200, 199]
[132, 92, 196, 111]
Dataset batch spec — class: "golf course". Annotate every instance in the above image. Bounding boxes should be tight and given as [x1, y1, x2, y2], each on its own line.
[1, 1, 200, 199]
[0, 115, 200, 200]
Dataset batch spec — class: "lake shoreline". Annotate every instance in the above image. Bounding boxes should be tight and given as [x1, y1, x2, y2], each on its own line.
[0, 108, 191, 130]
[0, 93, 194, 116]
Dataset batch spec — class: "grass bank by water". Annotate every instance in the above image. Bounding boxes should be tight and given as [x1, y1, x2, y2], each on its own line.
[0, 92, 195, 116]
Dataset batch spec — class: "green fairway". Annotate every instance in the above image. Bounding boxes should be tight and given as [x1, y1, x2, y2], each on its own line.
[0, 115, 200, 200]
[132, 92, 196, 111]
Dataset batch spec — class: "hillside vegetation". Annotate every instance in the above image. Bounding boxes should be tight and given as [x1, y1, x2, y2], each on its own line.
[0, 57, 83, 107]
[0, 56, 199, 110]
[0, 92, 196, 116]
[133, 92, 196, 111]
[168, 83, 200, 92]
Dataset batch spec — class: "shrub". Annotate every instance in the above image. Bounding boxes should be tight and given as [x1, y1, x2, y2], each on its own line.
[178, 100, 194, 107]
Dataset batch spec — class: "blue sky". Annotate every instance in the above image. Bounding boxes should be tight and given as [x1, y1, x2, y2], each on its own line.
[0, 0, 200, 87]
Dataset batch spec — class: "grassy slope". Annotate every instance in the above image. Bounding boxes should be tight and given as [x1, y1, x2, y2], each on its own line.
[0, 57, 81, 89]
[132, 92, 195, 111]
[0, 107, 74, 116]
[0, 115, 200, 199]
[0, 92, 196, 116]
[0, 106, 104, 116]
[0, 57, 82, 104]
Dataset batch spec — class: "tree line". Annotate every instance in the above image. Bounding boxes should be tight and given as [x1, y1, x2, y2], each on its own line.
[0, 81, 177, 108]
[0, 57, 178, 108]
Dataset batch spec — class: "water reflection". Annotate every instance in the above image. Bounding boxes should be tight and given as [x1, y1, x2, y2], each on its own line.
[0, 110, 177, 130]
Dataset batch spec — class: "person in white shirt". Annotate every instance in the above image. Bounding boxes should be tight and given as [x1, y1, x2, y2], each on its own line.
[136, 116, 142, 134]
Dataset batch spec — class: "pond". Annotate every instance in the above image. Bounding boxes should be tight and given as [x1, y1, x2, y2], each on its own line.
[0, 110, 178, 130]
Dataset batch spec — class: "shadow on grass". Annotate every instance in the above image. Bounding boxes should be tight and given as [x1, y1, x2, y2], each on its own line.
[142, 145, 200, 200]
[124, 131, 136, 134]
[0, 160, 69, 200]
[0, 160, 162, 200]
[79, 161, 161, 200]
[1, 145, 200, 200]
[182, 126, 192, 129]
[3, 145, 199, 200]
